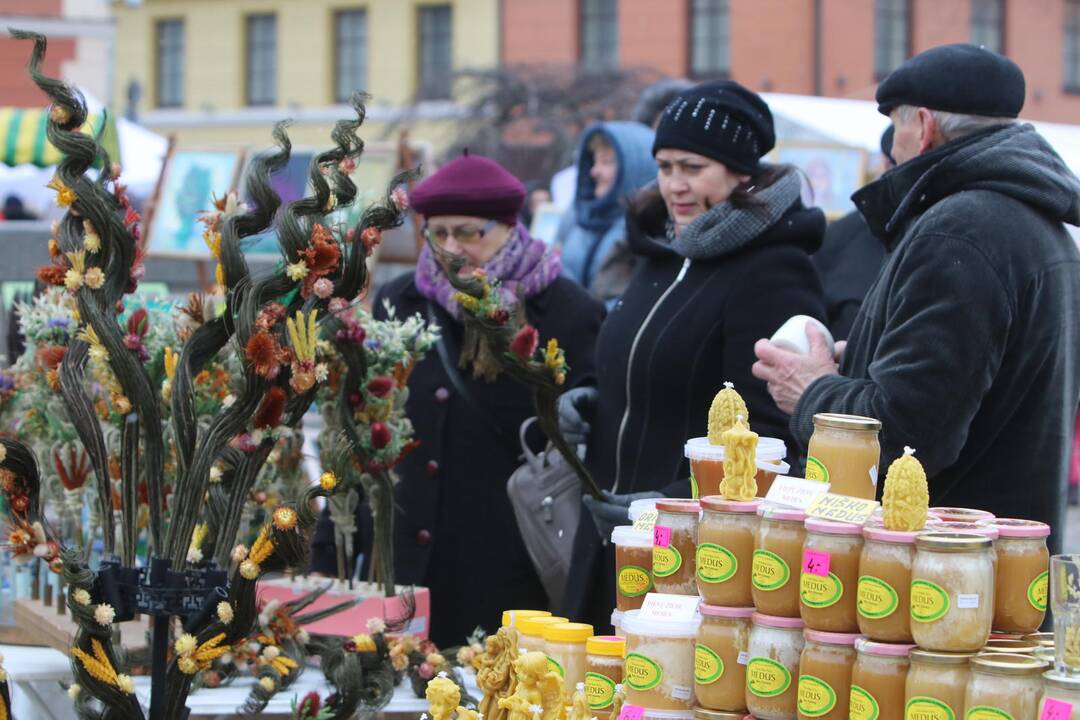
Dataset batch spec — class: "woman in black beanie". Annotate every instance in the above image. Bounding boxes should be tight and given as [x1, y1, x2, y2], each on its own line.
[559, 80, 827, 629]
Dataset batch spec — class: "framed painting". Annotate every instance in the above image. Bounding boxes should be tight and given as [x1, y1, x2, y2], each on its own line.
[770, 142, 868, 218]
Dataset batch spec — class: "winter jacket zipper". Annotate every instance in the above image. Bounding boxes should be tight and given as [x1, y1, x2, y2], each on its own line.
[613, 257, 692, 493]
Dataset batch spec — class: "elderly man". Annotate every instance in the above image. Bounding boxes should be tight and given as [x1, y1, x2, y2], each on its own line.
[753, 44, 1080, 551]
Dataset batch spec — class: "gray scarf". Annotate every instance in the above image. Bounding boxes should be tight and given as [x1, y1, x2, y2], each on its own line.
[670, 171, 803, 260]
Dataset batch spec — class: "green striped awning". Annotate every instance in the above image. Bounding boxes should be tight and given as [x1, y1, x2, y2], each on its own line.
[0, 107, 121, 169]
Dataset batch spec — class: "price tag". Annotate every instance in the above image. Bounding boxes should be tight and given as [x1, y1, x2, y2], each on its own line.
[618, 705, 645, 720]
[737, 651, 750, 665]
[957, 594, 980, 609]
[764, 475, 831, 510]
[653, 525, 672, 548]
[671, 686, 693, 700]
[632, 509, 658, 532]
[639, 592, 701, 622]
[1041, 698, 1073, 720]
[802, 549, 831, 577]
[806, 493, 879, 525]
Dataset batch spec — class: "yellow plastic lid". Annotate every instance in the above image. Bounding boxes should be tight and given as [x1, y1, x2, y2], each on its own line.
[500, 609, 550, 627]
[542, 622, 594, 643]
[586, 635, 626, 657]
[518, 615, 568, 637]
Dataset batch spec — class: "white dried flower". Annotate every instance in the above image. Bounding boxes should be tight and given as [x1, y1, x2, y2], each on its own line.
[217, 601, 234, 625]
[72, 588, 91, 605]
[231, 544, 249, 563]
[222, 394, 236, 408]
[186, 547, 203, 564]
[67, 683, 81, 699]
[262, 645, 280, 661]
[94, 603, 115, 626]
[116, 674, 135, 694]
[175, 633, 197, 656]
[366, 616, 386, 633]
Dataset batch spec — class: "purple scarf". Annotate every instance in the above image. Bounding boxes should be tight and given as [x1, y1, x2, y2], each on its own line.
[415, 222, 562, 319]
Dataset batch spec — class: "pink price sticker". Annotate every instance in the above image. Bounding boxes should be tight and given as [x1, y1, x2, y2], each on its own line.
[653, 525, 672, 548]
[802, 548, 831, 577]
[1041, 699, 1074, 720]
[618, 705, 645, 720]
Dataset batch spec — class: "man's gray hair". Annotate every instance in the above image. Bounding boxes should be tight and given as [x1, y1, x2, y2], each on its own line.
[895, 104, 1014, 143]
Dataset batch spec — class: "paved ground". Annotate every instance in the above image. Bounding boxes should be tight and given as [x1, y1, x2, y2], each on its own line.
[1066, 501, 1080, 553]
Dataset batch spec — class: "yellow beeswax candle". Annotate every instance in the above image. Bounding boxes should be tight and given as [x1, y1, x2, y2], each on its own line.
[881, 446, 929, 531]
[719, 415, 758, 501]
[708, 382, 749, 445]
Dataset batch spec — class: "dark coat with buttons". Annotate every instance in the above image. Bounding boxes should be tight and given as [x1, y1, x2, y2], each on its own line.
[311, 272, 604, 646]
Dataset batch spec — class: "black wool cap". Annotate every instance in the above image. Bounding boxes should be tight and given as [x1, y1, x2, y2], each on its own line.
[876, 43, 1025, 118]
[652, 80, 775, 174]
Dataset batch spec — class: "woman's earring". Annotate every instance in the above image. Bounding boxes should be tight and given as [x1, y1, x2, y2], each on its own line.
[745, 184, 757, 193]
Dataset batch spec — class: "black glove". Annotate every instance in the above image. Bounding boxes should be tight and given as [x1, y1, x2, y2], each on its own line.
[582, 490, 664, 539]
[557, 386, 598, 446]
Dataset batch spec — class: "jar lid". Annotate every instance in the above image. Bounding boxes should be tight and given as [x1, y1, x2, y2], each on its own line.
[855, 638, 915, 657]
[812, 412, 881, 431]
[700, 604, 756, 619]
[586, 635, 626, 657]
[757, 505, 807, 522]
[971, 653, 1049, 676]
[501, 609, 550, 627]
[1022, 631, 1055, 648]
[629, 498, 658, 521]
[804, 629, 861, 646]
[863, 525, 919, 543]
[611, 525, 653, 547]
[621, 609, 701, 637]
[751, 612, 805, 630]
[979, 517, 1051, 538]
[1044, 670, 1080, 690]
[914, 532, 993, 552]
[700, 496, 764, 513]
[805, 517, 864, 535]
[693, 709, 746, 720]
[929, 507, 995, 522]
[909, 649, 977, 665]
[518, 615, 568, 636]
[656, 499, 701, 514]
[684, 436, 788, 461]
[982, 639, 1038, 654]
[935, 521, 999, 540]
[642, 710, 695, 720]
[542, 622, 593, 643]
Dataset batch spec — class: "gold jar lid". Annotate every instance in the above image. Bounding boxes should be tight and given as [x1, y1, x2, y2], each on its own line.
[971, 653, 1048, 676]
[812, 413, 882, 431]
[909, 649, 977, 665]
[694, 709, 745, 720]
[1044, 670, 1080, 690]
[914, 532, 993, 552]
[982, 639, 1038, 654]
[1023, 631, 1055, 648]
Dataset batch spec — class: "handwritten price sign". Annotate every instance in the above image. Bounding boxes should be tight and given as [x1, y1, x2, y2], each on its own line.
[653, 525, 672, 548]
[1041, 699, 1074, 720]
[618, 705, 645, 720]
[802, 549, 831, 577]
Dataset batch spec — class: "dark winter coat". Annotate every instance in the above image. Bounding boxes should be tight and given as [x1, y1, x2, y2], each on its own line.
[813, 210, 887, 340]
[311, 273, 604, 646]
[792, 124, 1080, 555]
[561, 174, 828, 630]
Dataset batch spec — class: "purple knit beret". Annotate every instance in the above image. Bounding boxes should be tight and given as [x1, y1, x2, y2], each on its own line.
[409, 153, 526, 225]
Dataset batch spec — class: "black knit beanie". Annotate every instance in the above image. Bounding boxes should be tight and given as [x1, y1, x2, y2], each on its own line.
[651, 80, 776, 174]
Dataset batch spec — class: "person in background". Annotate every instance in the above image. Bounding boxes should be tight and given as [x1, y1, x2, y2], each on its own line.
[520, 182, 552, 231]
[753, 45, 1080, 552]
[1, 195, 36, 221]
[558, 81, 827, 630]
[554, 122, 655, 306]
[811, 127, 893, 339]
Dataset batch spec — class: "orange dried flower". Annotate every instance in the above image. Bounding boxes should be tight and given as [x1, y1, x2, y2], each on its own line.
[245, 332, 282, 378]
[253, 387, 286, 430]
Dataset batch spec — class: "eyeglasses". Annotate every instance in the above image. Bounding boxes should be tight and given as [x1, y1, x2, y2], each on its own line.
[423, 220, 498, 245]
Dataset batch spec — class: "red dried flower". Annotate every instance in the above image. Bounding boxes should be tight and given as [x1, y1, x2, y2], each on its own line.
[36, 345, 67, 371]
[297, 691, 321, 718]
[253, 387, 286, 430]
[360, 227, 382, 255]
[370, 422, 391, 450]
[366, 376, 394, 398]
[245, 332, 282, 378]
[510, 325, 539, 362]
[127, 308, 149, 338]
[298, 224, 341, 296]
[9, 494, 28, 513]
[36, 263, 67, 287]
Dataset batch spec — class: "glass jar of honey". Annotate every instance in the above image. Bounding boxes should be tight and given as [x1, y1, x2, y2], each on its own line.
[979, 518, 1049, 634]
[858, 526, 918, 643]
[850, 639, 913, 720]
[745, 613, 805, 720]
[684, 437, 790, 499]
[695, 604, 754, 712]
[692, 709, 746, 720]
[698, 497, 762, 606]
[653, 500, 701, 596]
[905, 649, 975, 720]
[910, 533, 994, 653]
[1039, 671, 1080, 720]
[585, 635, 625, 720]
[623, 609, 701, 711]
[963, 653, 1048, 720]
[981, 638, 1038, 655]
[805, 414, 881, 499]
[796, 630, 859, 720]
[613, 525, 655, 612]
[753, 507, 807, 618]
[799, 519, 863, 633]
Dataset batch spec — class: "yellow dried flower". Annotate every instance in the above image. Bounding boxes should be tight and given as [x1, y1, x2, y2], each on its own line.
[64, 268, 83, 291]
[351, 633, 377, 652]
[177, 655, 198, 674]
[116, 674, 135, 694]
[175, 633, 198, 656]
[47, 176, 77, 207]
[240, 560, 260, 580]
[217, 601, 233, 625]
[82, 220, 101, 253]
[286, 260, 309, 281]
[272, 506, 298, 531]
[259, 676, 275, 692]
[320, 471, 337, 491]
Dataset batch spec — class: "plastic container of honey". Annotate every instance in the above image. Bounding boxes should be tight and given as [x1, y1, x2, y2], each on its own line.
[684, 437, 790, 499]
[904, 649, 975, 720]
[612, 609, 625, 637]
[623, 609, 701, 711]
[1039, 671, 1080, 720]
[501, 609, 550, 627]
[698, 497, 762, 606]
[653, 500, 701, 596]
[745, 613, 805, 720]
[543, 622, 594, 695]
[518, 615, 569, 653]
[614, 525, 655, 611]
[799, 518, 862, 633]
[796, 630, 858, 720]
[753, 507, 807, 618]
[695, 604, 754, 712]
[858, 525, 918, 643]
[850, 639, 913, 720]
[979, 518, 1049, 634]
[963, 653, 1048, 720]
[585, 635, 625, 720]
[910, 533, 994, 652]
[805, 413, 881, 499]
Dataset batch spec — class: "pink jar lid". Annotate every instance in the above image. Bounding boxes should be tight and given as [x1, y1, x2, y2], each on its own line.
[863, 525, 919, 543]
[656, 499, 701, 514]
[929, 507, 995, 522]
[979, 518, 1051, 538]
[937, 520, 999, 540]
[756, 505, 806, 522]
[700, 496, 764, 513]
[805, 517, 864, 535]
[700, 604, 756, 619]
[804, 629, 861, 646]
[752, 612, 805, 629]
[855, 638, 915, 656]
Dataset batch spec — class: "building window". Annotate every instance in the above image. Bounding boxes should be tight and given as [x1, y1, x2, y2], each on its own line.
[970, 0, 1004, 54]
[155, 19, 184, 108]
[690, 0, 730, 78]
[1067, 0, 1080, 92]
[417, 5, 452, 100]
[335, 9, 368, 102]
[581, 0, 618, 70]
[874, 0, 910, 79]
[245, 14, 277, 106]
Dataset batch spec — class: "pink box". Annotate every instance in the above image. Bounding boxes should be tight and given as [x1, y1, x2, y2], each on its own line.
[256, 579, 432, 639]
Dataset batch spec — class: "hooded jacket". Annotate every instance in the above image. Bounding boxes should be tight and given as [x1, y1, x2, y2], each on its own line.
[792, 124, 1080, 553]
[555, 122, 657, 303]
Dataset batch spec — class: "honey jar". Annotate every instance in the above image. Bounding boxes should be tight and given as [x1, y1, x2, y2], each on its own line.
[623, 609, 701, 711]
[980, 638, 1038, 655]
[910, 533, 994, 653]
[685, 436, 790, 499]
[850, 639, 913, 720]
[962, 653, 1048, 720]
[501, 609, 551, 628]
[653, 500, 701, 596]
[979, 518, 1049, 634]
[799, 518, 863, 633]
[929, 508, 995, 524]
[904, 649, 975, 720]
[1039, 671, 1080, 720]
[698, 497, 762, 606]
[696, 604, 754, 712]
[585, 635, 625, 720]
[745, 612, 805, 720]
[858, 525, 918, 643]
[543, 622, 594, 696]
[805, 413, 881, 499]
[518, 615, 569, 653]
[613, 525, 655, 612]
[796, 630, 859, 720]
[753, 507, 807, 618]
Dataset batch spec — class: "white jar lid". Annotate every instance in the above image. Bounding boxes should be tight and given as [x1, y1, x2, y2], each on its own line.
[621, 608, 701, 638]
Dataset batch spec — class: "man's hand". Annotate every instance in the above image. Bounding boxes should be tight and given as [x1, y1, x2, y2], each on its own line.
[752, 324, 840, 414]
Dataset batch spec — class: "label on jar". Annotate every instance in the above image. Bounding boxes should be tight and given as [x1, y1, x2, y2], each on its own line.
[671, 685, 693, 700]
[584, 672, 616, 710]
[690, 470, 699, 500]
[805, 456, 830, 482]
[624, 652, 662, 691]
[737, 651, 750, 665]
[746, 657, 791, 697]
[906, 696, 957, 720]
[800, 571, 844, 608]
[696, 543, 737, 584]
[910, 579, 950, 622]
[547, 655, 564, 678]
[849, 684, 880, 720]
[858, 575, 899, 618]
[618, 565, 652, 597]
[957, 593, 980, 609]
[652, 544, 682, 577]
[752, 549, 790, 591]
[965, 707, 1014, 720]
[1028, 570, 1049, 611]
[694, 643, 724, 685]
[797, 674, 837, 717]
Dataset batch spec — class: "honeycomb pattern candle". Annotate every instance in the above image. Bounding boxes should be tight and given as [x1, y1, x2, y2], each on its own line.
[708, 382, 749, 445]
[719, 415, 758, 501]
[881, 447, 928, 532]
